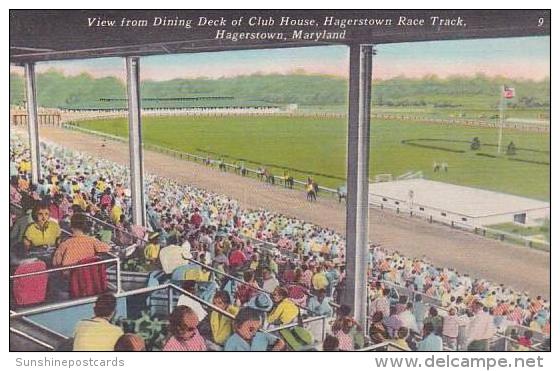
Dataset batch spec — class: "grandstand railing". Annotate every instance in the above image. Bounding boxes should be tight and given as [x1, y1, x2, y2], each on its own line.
[266, 314, 329, 343]
[357, 341, 411, 351]
[378, 280, 548, 351]
[184, 257, 339, 316]
[10, 282, 327, 351]
[10, 252, 122, 295]
[84, 213, 148, 247]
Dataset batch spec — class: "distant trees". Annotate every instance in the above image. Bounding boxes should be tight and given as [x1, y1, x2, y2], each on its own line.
[9, 70, 550, 110]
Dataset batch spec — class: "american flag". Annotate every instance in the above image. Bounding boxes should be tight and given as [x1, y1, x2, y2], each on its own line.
[503, 86, 516, 99]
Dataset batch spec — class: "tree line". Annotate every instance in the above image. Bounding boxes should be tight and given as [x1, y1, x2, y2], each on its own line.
[10, 69, 550, 109]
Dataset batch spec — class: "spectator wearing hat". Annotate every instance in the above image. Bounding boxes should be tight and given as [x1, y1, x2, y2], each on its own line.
[73, 294, 124, 351]
[144, 232, 161, 262]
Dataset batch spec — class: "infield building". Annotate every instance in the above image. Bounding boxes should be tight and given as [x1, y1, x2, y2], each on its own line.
[369, 179, 550, 227]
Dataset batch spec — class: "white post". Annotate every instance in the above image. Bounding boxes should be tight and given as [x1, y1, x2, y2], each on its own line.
[125, 56, 147, 227]
[24, 63, 41, 185]
[343, 44, 374, 332]
[497, 85, 504, 154]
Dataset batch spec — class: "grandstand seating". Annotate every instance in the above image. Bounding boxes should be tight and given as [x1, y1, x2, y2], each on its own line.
[9, 134, 549, 351]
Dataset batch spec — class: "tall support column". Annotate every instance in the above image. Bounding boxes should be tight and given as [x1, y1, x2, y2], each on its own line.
[24, 63, 41, 185]
[125, 56, 147, 227]
[343, 44, 374, 331]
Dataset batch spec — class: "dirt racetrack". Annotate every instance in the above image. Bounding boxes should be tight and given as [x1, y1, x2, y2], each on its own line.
[31, 127, 550, 297]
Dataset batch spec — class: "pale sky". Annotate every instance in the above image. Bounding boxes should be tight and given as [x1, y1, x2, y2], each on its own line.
[10, 36, 550, 81]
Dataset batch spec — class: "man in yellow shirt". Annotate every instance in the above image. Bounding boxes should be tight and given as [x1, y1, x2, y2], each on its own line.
[393, 327, 411, 350]
[18, 159, 31, 174]
[210, 291, 239, 346]
[73, 294, 123, 351]
[23, 203, 61, 254]
[268, 287, 299, 326]
[312, 266, 329, 291]
[110, 201, 123, 225]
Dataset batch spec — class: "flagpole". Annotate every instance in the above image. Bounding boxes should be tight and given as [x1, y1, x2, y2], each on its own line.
[497, 85, 504, 154]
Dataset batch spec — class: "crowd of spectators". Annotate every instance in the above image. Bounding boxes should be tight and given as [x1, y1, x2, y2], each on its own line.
[9, 135, 549, 351]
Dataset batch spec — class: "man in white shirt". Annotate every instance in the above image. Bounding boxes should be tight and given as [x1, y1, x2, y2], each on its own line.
[467, 302, 496, 351]
[262, 267, 280, 293]
[399, 302, 419, 334]
[177, 281, 208, 321]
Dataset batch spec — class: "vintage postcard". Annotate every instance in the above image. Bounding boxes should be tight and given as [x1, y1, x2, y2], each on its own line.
[9, 9, 550, 357]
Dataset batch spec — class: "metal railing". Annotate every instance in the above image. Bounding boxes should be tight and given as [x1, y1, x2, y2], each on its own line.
[357, 340, 411, 351]
[10, 282, 322, 351]
[10, 252, 121, 300]
[267, 314, 329, 343]
[375, 280, 548, 351]
[84, 212, 149, 247]
[183, 257, 333, 316]
[10, 327, 55, 350]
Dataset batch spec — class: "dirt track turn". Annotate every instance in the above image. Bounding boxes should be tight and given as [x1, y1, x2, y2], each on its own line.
[32, 127, 550, 297]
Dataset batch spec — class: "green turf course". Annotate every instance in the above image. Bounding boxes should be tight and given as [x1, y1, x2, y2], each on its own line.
[75, 115, 550, 201]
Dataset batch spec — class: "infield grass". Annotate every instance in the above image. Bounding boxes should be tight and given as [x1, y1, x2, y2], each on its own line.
[75, 115, 550, 201]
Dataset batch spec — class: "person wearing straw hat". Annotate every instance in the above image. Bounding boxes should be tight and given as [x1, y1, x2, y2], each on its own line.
[144, 232, 161, 262]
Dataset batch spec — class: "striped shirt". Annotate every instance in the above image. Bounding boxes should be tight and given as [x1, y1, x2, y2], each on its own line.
[52, 235, 110, 267]
[162, 333, 207, 351]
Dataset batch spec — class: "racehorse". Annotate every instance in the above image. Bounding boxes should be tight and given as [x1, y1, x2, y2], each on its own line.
[283, 176, 294, 189]
[337, 185, 347, 203]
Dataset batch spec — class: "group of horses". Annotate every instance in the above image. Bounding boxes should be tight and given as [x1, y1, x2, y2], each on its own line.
[204, 156, 348, 203]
